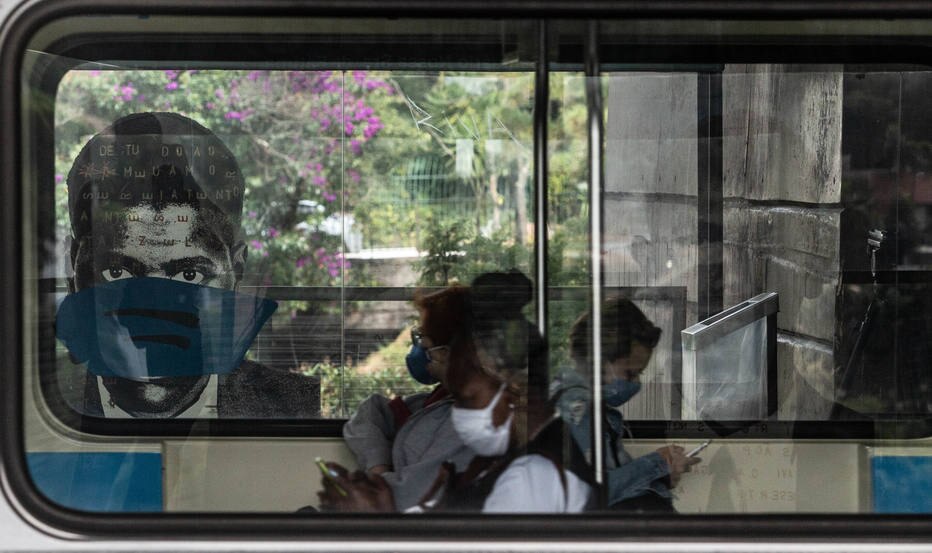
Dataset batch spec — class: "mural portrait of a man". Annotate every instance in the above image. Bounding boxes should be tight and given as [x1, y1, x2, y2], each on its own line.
[57, 112, 318, 419]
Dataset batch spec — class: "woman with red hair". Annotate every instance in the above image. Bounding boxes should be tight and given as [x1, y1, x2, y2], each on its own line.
[340, 285, 475, 511]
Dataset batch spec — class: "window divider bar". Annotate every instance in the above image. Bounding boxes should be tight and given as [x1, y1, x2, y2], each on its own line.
[697, 70, 724, 321]
[533, 19, 549, 341]
[584, 19, 606, 497]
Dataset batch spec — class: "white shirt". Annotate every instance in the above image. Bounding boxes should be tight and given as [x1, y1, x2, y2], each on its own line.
[482, 454, 591, 513]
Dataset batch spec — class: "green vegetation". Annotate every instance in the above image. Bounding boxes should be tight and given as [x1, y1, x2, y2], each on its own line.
[55, 69, 591, 415]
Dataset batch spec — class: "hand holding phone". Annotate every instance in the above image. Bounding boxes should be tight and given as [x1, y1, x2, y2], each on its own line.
[687, 440, 711, 458]
[315, 457, 348, 497]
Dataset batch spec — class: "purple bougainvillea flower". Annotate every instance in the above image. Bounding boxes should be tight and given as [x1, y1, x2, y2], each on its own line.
[225, 111, 243, 120]
[268, 227, 280, 238]
[363, 122, 383, 139]
[118, 84, 137, 101]
[165, 81, 179, 91]
[55, 174, 63, 184]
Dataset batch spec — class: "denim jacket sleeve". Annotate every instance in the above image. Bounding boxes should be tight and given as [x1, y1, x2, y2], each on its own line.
[606, 451, 671, 505]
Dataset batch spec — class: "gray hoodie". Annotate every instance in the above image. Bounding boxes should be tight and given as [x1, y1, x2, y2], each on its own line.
[343, 388, 476, 511]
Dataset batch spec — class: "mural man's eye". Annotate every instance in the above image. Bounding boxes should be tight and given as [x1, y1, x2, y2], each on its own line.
[101, 266, 133, 282]
[171, 269, 204, 284]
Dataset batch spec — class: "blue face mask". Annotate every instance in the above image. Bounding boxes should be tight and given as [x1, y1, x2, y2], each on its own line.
[603, 378, 642, 407]
[56, 277, 277, 381]
[405, 345, 438, 385]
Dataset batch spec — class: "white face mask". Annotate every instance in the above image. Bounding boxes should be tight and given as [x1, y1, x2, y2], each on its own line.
[451, 382, 513, 457]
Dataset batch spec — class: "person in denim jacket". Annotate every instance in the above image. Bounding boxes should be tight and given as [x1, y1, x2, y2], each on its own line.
[551, 297, 700, 512]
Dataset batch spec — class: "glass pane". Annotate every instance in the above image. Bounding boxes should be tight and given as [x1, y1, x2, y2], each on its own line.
[26, 15, 603, 517]
[45, 66, 535, 422]
[836, 69, 932, 417]
[592, 52, 932, 513]
[684, 316, 768, 420]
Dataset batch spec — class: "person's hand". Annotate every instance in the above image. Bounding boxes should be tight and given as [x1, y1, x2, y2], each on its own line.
[656, 445, 701, 488]
[317, 462, 395, 512]
[368, 464, 391, 476]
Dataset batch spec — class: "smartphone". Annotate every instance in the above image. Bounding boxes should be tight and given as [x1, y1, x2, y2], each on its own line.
[687, 440, 711, 457]
[315, 457, 348, 497]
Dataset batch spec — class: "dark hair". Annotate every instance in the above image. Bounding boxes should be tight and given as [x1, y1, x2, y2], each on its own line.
[469, 270, 535, 369]
[569, 296, 662, 367]
[67, 112, 244, 247]
[467, 271, 548, 401]
[470, 270, 532, 321]
[413, 285, 472, 348]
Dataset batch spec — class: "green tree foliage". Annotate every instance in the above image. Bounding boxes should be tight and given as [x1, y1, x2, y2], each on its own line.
[54, 67, 593, 411]
[298, 334, 431, 418]
[55, 69, 397, 292]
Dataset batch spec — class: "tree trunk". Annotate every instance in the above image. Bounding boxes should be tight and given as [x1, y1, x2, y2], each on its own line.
[514, 161, 530, 245]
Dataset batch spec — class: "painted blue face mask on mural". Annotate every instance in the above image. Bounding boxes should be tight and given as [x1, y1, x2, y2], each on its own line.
[603, 378, 642, 407]
[56, 277, 277, 381]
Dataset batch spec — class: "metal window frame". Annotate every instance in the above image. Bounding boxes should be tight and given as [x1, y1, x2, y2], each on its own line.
[4, 0, 932, 541]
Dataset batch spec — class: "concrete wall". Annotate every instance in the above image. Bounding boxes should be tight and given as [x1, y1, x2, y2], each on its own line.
[604, 65, 844, 420]
[723, 64, 843, 420]
[604, 73, 698, 420]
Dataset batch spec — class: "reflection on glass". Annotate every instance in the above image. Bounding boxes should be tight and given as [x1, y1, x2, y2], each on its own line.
[49, 70, 535, 420]
[682, 310, 770, 421]
[23, 20, 932, 516]
[54, 112, 318, 419]
[327, 271, 596, 513]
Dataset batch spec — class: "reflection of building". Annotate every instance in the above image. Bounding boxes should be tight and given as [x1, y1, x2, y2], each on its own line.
[607, 66, 932, 420]
[605, 66, 844, 420]
[835, 70, 932, 415]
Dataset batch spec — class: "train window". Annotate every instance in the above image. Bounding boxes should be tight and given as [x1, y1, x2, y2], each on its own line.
[47, 67, 534, 422]
[3, 2, 932, 541]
